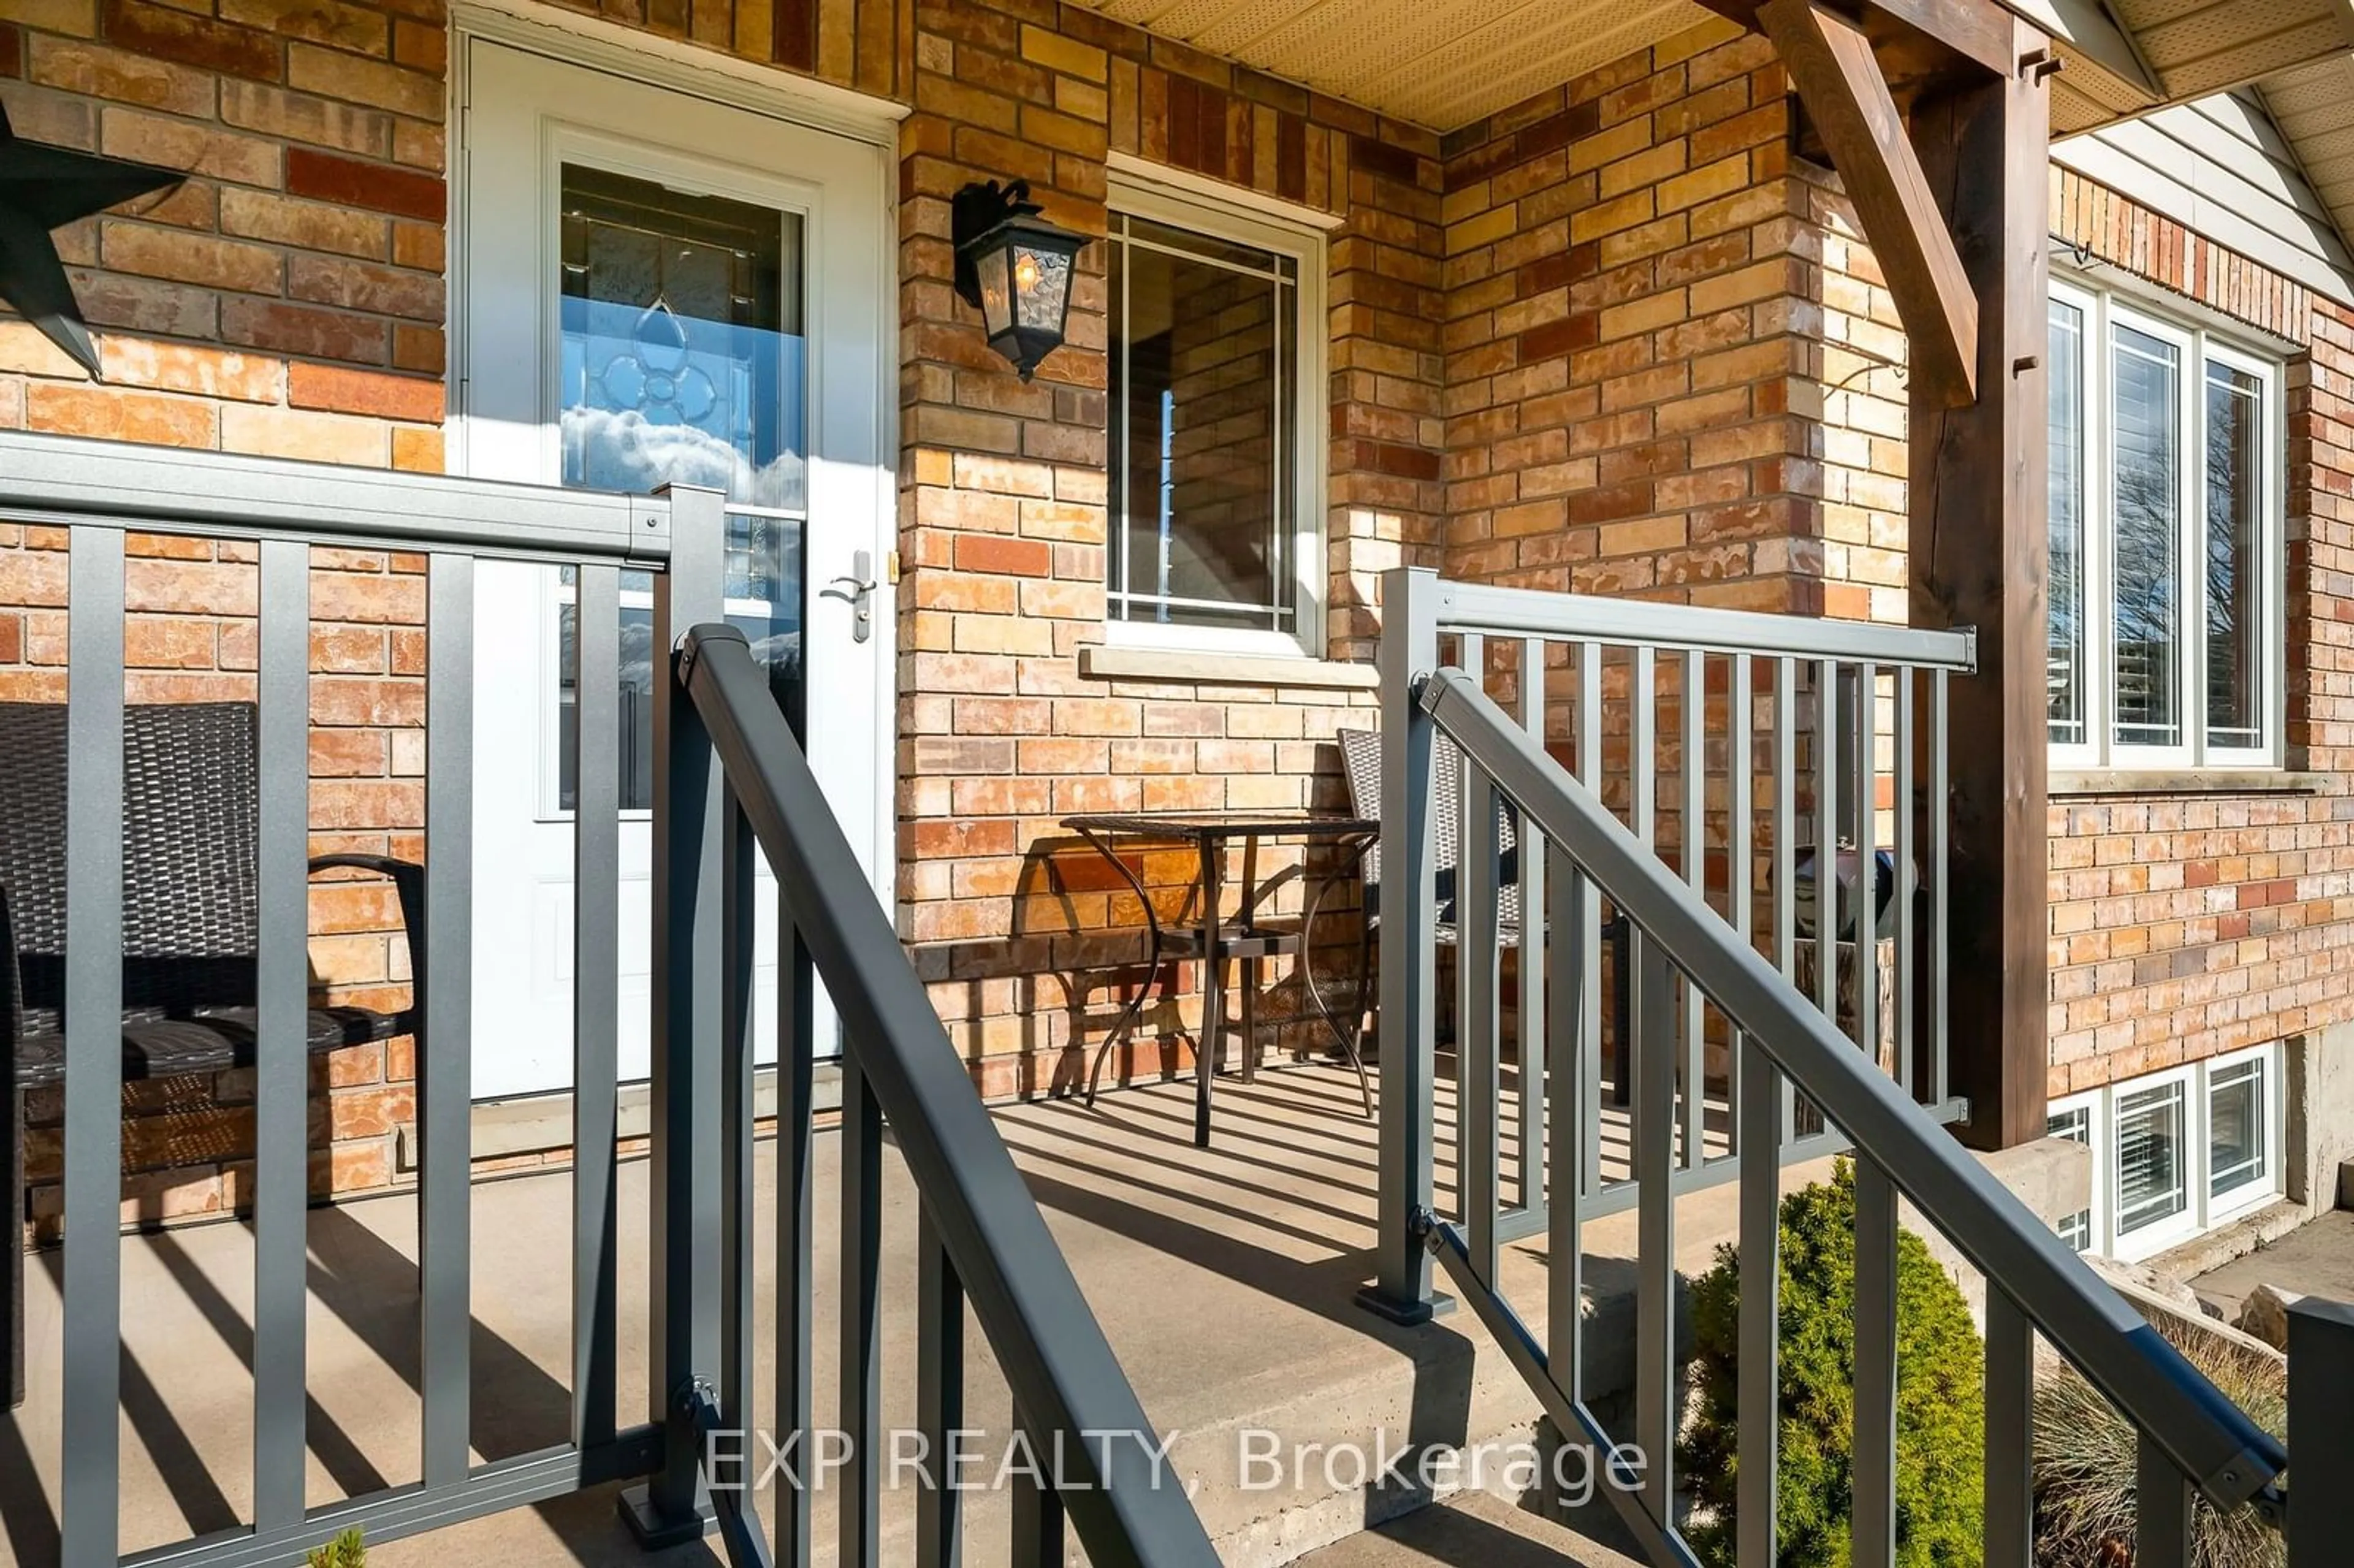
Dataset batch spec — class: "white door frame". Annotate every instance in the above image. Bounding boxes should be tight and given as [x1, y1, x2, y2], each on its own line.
[448, 15, 901, 1097]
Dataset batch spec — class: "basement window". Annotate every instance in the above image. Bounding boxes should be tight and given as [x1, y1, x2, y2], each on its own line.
[1105, 172, 1326, 658]
[2046, 1097, 2096, 1252]
[2114, 1071, 2194, 1250]
[2046, 278, 2284, 770]
[2047, 1041, 2283, 1262]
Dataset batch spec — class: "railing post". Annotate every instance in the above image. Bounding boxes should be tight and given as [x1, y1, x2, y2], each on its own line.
[1359, 565, 1449, 1323]
[623, 483, 730, 1547]
[2288, 1296, 2354, 1565]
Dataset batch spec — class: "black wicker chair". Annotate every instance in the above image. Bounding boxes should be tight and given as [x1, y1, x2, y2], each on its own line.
[2, 701, 424, 1410]
[1336, 728, 1630, 1086]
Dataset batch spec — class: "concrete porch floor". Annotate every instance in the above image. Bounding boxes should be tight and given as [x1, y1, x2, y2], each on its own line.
[2, 1062, 1780, 1568]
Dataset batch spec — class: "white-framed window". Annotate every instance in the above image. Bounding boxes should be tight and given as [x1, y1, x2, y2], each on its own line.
[2205, 1044, 2276, 1219]
[2046, 276, 2285, 769]
[2112, 1065, 2199, 1255]
[2046, 1094, 2098, 1252]
[2047, 1042, 2284, 1262]
[1104, 169, 1327, 657]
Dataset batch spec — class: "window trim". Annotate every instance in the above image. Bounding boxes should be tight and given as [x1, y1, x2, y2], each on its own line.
[2203, 1041, 2282, 1227]
[1103, 167, 1329, 660]
[2046, 1089, 2102, 1254]
[2047, 272, 2285, 773]
[2110, 1063, 2200, 1260]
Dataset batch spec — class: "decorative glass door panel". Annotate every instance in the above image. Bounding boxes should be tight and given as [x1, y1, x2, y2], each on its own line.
[462, 39, 889, 1098]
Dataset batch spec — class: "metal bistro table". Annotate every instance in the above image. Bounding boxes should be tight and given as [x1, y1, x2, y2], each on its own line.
[1062, 810, 1377, 1147]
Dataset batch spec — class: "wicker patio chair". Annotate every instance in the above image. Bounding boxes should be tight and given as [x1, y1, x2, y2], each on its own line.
[1338, 726, 1520, 943]
[2, 701, 424, 1411]
[1337, 728, 1629, 1081]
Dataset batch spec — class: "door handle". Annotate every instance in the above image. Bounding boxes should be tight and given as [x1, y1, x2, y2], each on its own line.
[820, 549, 879, 643]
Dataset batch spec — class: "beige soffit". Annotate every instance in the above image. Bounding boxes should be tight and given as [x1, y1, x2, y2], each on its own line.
[1068, 0, 2354, 278]
[1064, 0, 1712, 130]
[2105, 0, 2354, 105]
[2258, 56, 2354, 239]
[1071, 0, 2354, 139]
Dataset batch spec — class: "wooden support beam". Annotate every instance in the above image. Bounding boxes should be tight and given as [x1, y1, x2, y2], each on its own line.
[1697, 0, 2013, 78]
[1908, 20, 2051, 1151]
[1758, 0, 1979, 408]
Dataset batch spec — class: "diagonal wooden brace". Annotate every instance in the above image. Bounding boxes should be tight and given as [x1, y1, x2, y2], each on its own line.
[1758, 0, 1980, 407]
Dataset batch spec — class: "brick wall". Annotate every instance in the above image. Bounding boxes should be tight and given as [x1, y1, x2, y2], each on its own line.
[0, 0, 447, 457]
[1439, 21, 1817, 614]
[1433, 17, 1908, 625]
[1, 0, 445, 1227]
[2043, 168, 2354, 1099]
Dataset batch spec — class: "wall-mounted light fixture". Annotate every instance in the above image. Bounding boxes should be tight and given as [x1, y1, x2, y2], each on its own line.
[952, 178, 1087, 381]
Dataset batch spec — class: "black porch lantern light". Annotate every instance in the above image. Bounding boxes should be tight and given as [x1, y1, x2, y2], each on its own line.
[952, 178, 1087, 381]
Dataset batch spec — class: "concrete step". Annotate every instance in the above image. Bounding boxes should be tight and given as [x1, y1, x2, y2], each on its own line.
[1291, 1488, 1648, 1568]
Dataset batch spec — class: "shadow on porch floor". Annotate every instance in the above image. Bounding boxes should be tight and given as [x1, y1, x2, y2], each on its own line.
[1, 1062, 1779, 1568]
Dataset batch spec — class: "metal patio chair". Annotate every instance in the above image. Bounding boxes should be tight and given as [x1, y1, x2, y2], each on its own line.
[2, 701, 424, 1410]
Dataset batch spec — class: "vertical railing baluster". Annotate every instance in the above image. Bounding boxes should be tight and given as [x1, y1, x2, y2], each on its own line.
[1010, 1428, 1067, 1568]
[1728, 652, 1753, 1159]
[1735, 1041, 1781, 1568]
[1853, 1157, 1898, 1568]
[1368, 566, 1442, 1320]
[1894, 668, 1916, 1100]
[1930, 668, 1951, 1106]
[1463, 753, 1501, 1287]
[421, 549, 474, 1491]
[1545, 845, 1585, 1405]
[1813, 659, 1837, 1033]
[1984, 1290, 2035, 1568]
[1774, 657, 1797, 1146]
[1854, 663, 1878, 1079]
[841, 1055, 883, 1568]
[1460, 620, 1487, 1241]
[60, 523, 124, 1568]
[2135, 1434, 2192, 1568]
[916, 1208, 964, 1568]
[1680, 648, 1705, 1168]
[1518, 637, 1546, 1217]
[635, 484, 726, 1541]
[719, 797, 756, 1445]
[253, 538, 308, 1532]
[1773, 657, 1796, 985]
[573, 560, 622, 1453]
[1633, 644, 1656, 854]
[1630, 644, 1656, 1177]
[1577, 641, 1603, 1201]
[774, 913, 815, 1567]
[1634, 944, 1677, 1533]
[1459, 618, 1485, 1178]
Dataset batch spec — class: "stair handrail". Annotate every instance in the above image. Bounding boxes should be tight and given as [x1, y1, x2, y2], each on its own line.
[1417, 662, 2288, 1515]
[680, 623, 1221, 1568]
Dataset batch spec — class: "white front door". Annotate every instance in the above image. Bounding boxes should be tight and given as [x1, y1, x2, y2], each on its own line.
[455, 35, 892, 1098]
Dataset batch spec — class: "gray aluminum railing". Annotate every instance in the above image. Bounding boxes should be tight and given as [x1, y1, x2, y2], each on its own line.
[1364, 566, 1975, 1326]
[1359, 561, 2349, 1564]
[676, 623, 1219, 1568]
[0, 432, 682, 1568]
[1, 430, 1211, 1568]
